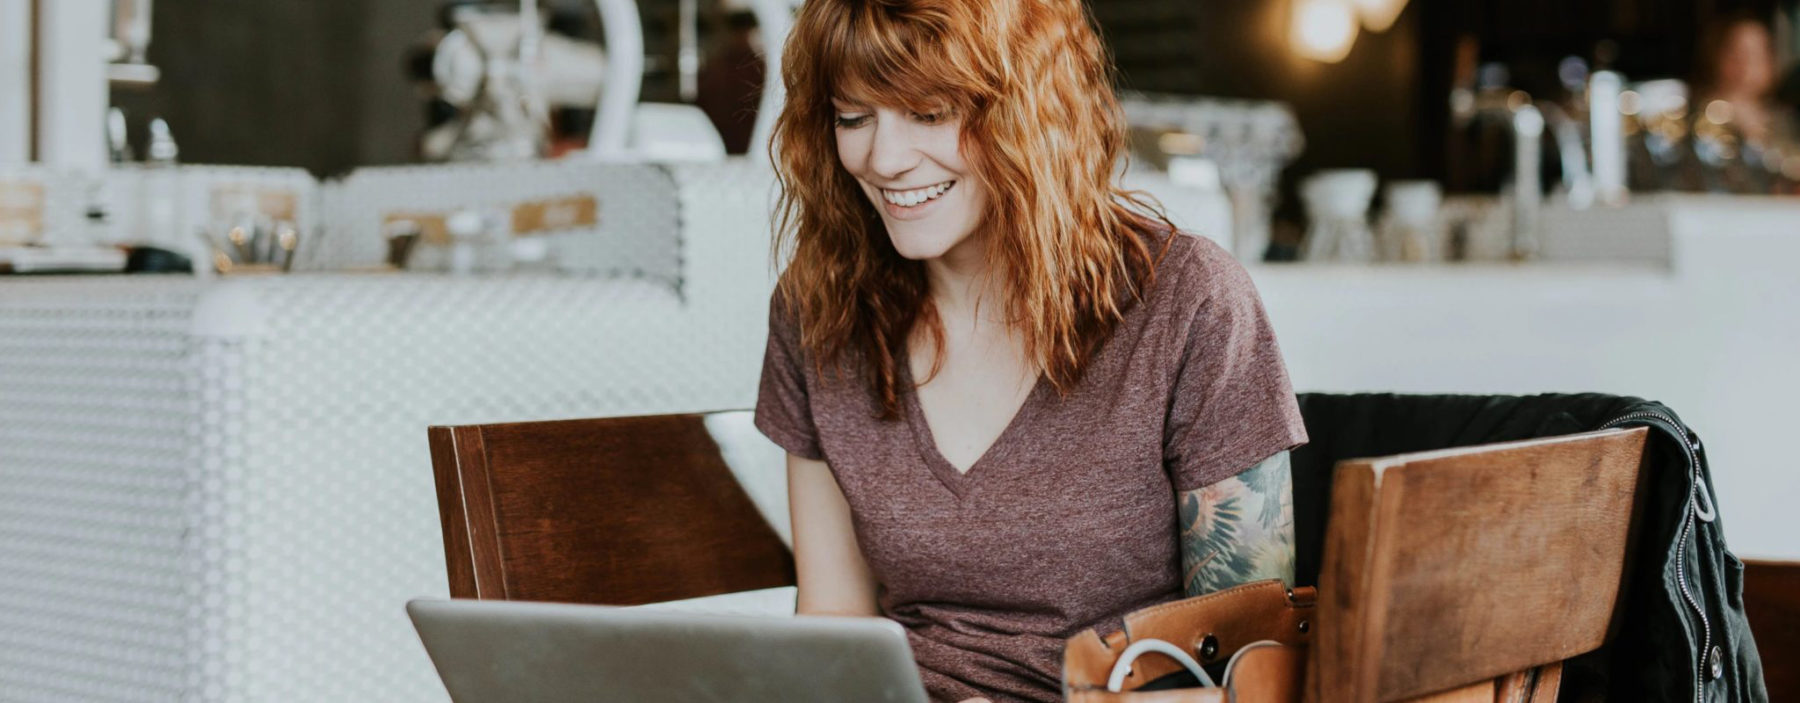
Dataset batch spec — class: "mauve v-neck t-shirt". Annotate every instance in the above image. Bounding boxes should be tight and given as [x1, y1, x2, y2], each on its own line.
[754, 232, 1308, 703]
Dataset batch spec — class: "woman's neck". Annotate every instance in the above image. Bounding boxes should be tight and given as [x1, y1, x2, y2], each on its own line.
[923, 233, 1004, 328]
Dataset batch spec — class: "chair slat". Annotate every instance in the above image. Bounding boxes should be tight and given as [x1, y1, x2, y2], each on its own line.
[1313, 427, 1649, 702]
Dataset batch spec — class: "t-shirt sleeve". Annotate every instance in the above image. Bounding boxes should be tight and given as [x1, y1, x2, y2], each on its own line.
[1164, 240, 1309, 492]
[754, 291, 826, 460]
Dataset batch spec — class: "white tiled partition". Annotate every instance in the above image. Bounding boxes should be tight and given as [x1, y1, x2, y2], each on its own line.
[0, 160, 779, 702]
[0, 280, 198, 701]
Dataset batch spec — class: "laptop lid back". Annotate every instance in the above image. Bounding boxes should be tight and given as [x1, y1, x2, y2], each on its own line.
[407, 598, 929, 703]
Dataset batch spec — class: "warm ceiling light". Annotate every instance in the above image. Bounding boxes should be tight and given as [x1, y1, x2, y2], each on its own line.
[1350, 0, 1407, 32]
[1292, 0, 1359, 63]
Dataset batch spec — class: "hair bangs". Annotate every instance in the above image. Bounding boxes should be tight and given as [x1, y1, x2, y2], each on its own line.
[813, 3, 982, 114]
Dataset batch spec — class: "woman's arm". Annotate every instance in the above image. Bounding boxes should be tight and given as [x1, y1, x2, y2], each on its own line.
[786, 453, 881, 616]
[1177, 451, 1296, 596]
[789, 456, 981, 699]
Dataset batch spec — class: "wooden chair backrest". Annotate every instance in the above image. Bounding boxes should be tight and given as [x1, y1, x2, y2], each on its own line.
[426, 412, 794, 605]
[1311, 426, 1650, 703]
[1744, 559, 1800, 701]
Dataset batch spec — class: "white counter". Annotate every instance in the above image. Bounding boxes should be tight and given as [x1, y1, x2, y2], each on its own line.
[1256, 194, 1800, 560]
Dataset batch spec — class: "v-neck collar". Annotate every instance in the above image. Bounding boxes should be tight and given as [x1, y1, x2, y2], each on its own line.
[899, 356, 1049, 498]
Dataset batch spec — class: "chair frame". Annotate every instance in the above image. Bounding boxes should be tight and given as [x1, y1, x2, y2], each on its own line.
[427, 413, 794, 606]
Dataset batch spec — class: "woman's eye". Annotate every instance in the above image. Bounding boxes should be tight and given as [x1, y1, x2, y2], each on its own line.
[834, 114, 871, 129]
[913, 111, 946, 125]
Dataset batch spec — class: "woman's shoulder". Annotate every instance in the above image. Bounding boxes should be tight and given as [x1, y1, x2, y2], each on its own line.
[764, 282, 868, 380]
[1147, 230, 1259, 310]
[766, 282, 796, 325]
[764, 283, 812, 358]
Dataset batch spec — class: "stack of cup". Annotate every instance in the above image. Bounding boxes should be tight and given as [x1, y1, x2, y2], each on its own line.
[1380, 180, 1443, 262]
[1300, 169, 1378, 263]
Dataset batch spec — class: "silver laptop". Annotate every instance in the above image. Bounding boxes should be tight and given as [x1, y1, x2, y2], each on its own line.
[407, 597, 929, 703]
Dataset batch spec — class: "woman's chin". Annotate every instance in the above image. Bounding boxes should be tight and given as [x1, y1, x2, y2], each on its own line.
[886, 234, 955, 262]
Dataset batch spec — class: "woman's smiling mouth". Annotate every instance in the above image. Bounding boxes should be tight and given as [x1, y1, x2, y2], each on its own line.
[881, 180, 957, 208]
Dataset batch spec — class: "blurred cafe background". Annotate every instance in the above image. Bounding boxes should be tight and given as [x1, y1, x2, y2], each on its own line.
[1, 0, 1797, 701]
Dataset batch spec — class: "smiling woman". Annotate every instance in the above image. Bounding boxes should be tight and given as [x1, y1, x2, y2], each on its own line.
[757, 2, 1309, 702]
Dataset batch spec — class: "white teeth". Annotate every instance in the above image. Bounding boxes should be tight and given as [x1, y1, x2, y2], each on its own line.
[882, 181, 954, 207]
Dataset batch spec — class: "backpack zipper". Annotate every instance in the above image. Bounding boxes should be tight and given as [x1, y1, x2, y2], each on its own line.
[1602, 410, 1709, 703]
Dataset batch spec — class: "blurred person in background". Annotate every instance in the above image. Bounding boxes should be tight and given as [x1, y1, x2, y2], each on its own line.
[1664, 11, 1800, 193]
[696, 7, 765, 155]
[1693, 12, 1796, 149]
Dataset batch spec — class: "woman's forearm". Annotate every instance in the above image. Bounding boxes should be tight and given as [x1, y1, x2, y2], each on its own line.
[787, 453, 882, 616]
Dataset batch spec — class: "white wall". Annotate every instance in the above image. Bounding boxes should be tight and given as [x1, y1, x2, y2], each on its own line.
[0, 0, 32, 163]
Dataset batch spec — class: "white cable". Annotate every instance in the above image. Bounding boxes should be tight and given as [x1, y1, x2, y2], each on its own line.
[1105, 638, 1216, 692]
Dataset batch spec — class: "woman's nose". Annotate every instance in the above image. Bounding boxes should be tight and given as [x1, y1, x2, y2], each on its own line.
[866, 117, 922, 180]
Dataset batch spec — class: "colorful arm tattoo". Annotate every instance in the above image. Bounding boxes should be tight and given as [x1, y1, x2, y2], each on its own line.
[1177, 451, 1295, 596]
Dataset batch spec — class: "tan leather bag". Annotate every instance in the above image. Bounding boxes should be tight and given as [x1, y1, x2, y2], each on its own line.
[1062, 579, 1314, 703]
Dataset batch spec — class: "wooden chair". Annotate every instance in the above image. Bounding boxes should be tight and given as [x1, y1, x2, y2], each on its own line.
[425, 412, 793, 605]
[1308, 426, 1650, 703]
[1744, 559, 1800, 702]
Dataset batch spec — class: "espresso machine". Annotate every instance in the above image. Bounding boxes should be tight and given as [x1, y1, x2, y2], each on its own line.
[411, 0, 801, 163]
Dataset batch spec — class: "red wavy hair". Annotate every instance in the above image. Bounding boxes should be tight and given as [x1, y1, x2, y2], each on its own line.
[770, 0, 1174, 419]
